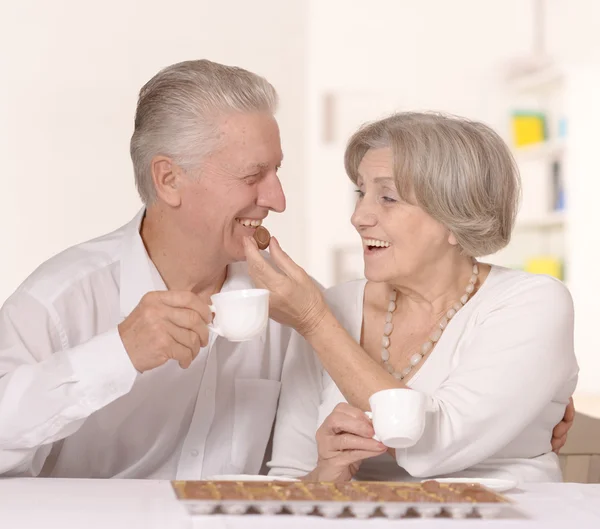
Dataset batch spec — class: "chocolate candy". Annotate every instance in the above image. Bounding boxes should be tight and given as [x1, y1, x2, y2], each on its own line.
[421, 480, 442, 493]
[253, 225, 271, 250]
[172, 480, 508, 504]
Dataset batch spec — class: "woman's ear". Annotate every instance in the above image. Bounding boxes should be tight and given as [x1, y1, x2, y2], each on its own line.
[448, 231, 459, 246]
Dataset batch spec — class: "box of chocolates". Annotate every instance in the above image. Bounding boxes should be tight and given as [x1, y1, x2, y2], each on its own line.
[171, 479, 513, 519]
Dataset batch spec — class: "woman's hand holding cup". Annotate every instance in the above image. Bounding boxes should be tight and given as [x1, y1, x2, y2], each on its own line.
[304, 403, 387, 482]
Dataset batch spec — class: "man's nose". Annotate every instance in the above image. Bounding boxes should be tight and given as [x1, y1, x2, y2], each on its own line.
[257, 172, 286, 213]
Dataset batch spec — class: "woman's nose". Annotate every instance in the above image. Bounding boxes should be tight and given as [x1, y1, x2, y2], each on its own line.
[351, 198, 377, 230]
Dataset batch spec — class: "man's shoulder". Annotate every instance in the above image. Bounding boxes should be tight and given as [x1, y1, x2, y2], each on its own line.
[324, 279, 365, 305]
[14, 222, 129, 304]
[322, 279, 365, 327]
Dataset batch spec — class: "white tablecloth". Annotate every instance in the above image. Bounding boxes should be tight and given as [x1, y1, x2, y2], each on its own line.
[1, 479, 599, 529]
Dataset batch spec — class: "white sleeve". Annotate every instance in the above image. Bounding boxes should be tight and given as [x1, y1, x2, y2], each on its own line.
[0, 292, 138, 476]
[267, 330, 323, 478]
[396, 278, 578, 477]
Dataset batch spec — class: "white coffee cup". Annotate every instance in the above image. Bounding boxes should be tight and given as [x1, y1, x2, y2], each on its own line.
[208, 288, 269, 342]
[365, 388, 433, 449]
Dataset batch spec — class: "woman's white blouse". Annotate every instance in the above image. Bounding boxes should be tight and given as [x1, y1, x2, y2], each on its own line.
[269, 266, 578, 483]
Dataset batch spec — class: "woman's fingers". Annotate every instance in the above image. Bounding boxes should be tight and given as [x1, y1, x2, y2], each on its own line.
[268, 237, 303, 279]
[317, 406, 387, 460]
[322, 409, 374, 439]
[329, 433, 387, 454]
[243, 236, 284, 288]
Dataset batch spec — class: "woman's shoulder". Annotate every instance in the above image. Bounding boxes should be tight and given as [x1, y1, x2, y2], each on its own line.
[477, 265, 573, 316]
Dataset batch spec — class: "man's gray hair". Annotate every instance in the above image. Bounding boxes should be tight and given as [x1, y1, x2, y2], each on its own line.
[130, 59, 279, 204]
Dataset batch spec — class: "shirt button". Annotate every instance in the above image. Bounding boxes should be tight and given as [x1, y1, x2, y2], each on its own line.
[190, 449, 199, 457]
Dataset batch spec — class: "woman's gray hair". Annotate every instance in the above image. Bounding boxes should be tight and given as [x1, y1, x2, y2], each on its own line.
[130, 59, 279, 205]
[344, 112, 521, 257]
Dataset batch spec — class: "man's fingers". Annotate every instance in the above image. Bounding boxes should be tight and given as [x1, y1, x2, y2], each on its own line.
[553, 420, 571, 440]
[165, 321, 202, 357]
[553, 397, 576, 440]
[156, 291, 212, 323]
[168, 340, 194, 369]
[564, 397, 575, 423]
[552, 434, 567, 454]
[166, 308, 210, 347]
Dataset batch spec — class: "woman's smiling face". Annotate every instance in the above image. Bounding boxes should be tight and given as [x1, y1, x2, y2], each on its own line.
[351, 147, 455, 284]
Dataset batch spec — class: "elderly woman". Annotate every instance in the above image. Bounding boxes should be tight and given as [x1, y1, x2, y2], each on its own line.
[243, 112, 577, 483]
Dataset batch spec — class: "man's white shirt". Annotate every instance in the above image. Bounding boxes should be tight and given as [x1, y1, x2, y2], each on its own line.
[0, 210, 291, 478]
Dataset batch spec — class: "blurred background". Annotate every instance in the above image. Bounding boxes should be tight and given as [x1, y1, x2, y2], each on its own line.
[1, 0, 598, 410]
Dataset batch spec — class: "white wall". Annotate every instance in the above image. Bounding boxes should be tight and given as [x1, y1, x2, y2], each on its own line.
[545, 0, 600, 396]
[305, 0, 534, 286]
[546, 0, 600, 63]
[304, 0, 600, 396]
[562, 66, 600, 395]
[0, 0, 307, 304]
[1, 0, 598, 395]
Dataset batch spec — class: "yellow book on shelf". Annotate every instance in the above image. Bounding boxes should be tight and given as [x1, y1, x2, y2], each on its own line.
[511, 112, 546, 147]
[524, 256, 562, 280]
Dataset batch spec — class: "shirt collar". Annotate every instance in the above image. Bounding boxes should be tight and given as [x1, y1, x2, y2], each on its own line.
[119, 208, 254, 319]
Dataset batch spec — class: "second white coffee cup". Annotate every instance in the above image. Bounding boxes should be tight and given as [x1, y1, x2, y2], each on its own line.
[208, 288, 269, 342]
[366, 388, 433, 449]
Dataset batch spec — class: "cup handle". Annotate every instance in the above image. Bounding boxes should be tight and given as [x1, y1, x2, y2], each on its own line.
[207, 304, 223, 337]
[364, 411, 382, 443]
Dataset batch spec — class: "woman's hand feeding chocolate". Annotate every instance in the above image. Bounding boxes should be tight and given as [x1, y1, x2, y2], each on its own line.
[243, 235, 328, 336]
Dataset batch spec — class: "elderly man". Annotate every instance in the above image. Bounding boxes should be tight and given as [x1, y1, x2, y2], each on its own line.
[0, 60, 288, 478]
[0, 59, 573, 480]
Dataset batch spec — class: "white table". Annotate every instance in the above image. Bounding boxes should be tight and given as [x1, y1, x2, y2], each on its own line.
[1, 479, 599, 529]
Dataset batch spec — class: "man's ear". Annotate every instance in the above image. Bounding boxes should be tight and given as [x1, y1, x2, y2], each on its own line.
[150, 155, 182, 207]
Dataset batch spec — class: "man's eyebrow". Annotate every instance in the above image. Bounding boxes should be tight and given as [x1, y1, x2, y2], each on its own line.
[242, 162, 268, 172]
[243, 159, 283, 172]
